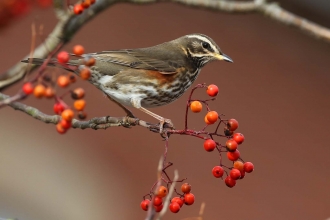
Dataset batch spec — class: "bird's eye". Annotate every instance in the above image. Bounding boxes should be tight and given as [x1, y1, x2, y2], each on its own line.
[202, 42, 210, 49]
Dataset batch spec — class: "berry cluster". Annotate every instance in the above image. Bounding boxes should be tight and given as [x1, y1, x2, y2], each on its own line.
[0, 0, 52, 28]
[189, 84, 254, 188]
[141, 181, 195, 214]
[73, 0, 96, 15]
[22, 44, 95, 134]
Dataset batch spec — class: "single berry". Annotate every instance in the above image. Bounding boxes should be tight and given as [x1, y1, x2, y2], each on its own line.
[226, 139, 238, 152]
[74, 99, 86, 111]
[69, 74, 77, 83]
[227, 119, 239, 131]
[233, 161, 244, 172]
[181, 183, 191, 194]
[53, 103, 65, 114]
[225, 176, 236, 188]
[61, 109, 74, 121]
[227, 150, 240, 161]
[57, 75, 70, 87]
[60, 119, 72, 129]
[71, 88, 85, 99]
[184, 193, 195, 205]
[44, 87, 55, 98]
[207, 84, 219, 97]
[22, 82, 34, 95]
[56, 123, 66, 134]
[212, 166, 224, 178]
[230, 168, 241, 180]
[204, 139, 216, 152]
[140, 199, 150, 211]
[73, 45, 85, 56]
[78, 111, 87, 119]
[190, 101, 202, 113]
[157, 186, 168, 198]
[33, 84, 46, 98]
[80, 67, 91, 80]
[169, 202, 181, 213]
[154, 204, 163, 212]
[244, 162, 254, 173]
[171, 197, 184, 207]
[57, 51, 69, 64]
[73, 4, 84, 14]
[153, 196, 162, 206]
[233, 133, 244, 144]
[81, 0, 91, 8]
[206, 111, 218, 124]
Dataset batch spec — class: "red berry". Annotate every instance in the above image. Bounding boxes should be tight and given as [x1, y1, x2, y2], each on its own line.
[53, 103, 65, 114]
[225, 176, 236, 188]
[60, 119, 72, 129]
[204, 139, 216, 152]
[212, 166, 224, 178]
[233, 133, 245, 144]
[226, 139, 238, 152]
[56, 123, 66, 134]
[73, 4, 84, 14]
[181, 183, 191, 194]
[153, 196, 162, 206]
[207, 84, 219, 97]
[227, 119, 239, 131]
[240, 170, 246, 179]
[22, 82, 34, 95]
[169, 202, 181, 213]
[140, 199, 150, 211]
[230, 168, 241, 180]
[154, 204, 163, 212]
[171, 197, 184, 207]
[227, 150, 240, 161]
[244, 162, 254, 173]
[57, 51, 69, 64]
[184, 193, 195, 205]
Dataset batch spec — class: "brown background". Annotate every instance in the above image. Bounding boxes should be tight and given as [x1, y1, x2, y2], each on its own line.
[1, 1, 330, 220]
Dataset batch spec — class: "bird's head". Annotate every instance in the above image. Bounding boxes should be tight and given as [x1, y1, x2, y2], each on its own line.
[178, 34, 233, 67]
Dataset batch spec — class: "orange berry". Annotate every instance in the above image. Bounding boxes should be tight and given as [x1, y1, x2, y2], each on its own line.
[80, 67, 91, 80]
[33, 84, 46, 98]
[233, 161, 244, 172]
[206, 111, 218, 124]
[61, 109, 74, 121]
[74, 99, 86, 111]
[204, 115, 212, 125]
[156, 186, 168, 198]
[44, 87, 55, 98]
[56, 123, 66, 134]
[81, 0, 91, 8]
[73, 45, 85, 56]
[190, 101, 202, 113]
[73, 4, 83, 14]
[57, 75, 70, 87]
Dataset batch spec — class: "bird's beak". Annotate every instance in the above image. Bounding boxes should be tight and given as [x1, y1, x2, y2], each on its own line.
[214, 53, 233, 63]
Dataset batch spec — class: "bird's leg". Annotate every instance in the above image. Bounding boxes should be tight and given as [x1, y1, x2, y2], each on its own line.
[105, 94, 136, 118]
[131, 98, 174, 133]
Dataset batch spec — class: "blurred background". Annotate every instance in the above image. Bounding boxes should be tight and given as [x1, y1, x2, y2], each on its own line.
[0, 0, 330, 219]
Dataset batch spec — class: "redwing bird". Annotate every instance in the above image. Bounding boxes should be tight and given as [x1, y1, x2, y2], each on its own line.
[23, 34, 233, 130]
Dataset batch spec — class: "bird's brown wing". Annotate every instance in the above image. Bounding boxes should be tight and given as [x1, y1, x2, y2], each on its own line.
[88, 50, 181, 74]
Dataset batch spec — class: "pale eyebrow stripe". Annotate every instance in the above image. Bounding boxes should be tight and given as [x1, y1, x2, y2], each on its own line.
[187, 35, 219, 53]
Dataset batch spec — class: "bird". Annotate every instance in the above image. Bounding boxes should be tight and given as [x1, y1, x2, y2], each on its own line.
[22, 33, 233, 131]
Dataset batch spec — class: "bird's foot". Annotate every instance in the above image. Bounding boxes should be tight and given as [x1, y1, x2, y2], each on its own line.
[159, 118, 175, 134]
